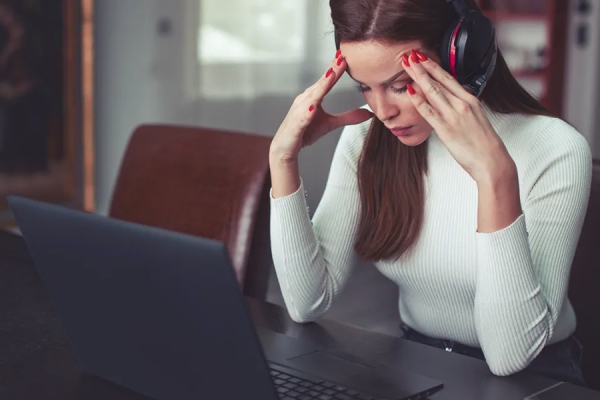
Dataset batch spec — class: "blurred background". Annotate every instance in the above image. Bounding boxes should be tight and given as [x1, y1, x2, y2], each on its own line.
[92, 0, 357, 217]
[91, 0, 598, 216]
[1, 0, 599, 334]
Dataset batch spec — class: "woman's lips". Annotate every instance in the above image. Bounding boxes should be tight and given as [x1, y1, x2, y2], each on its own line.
[389, 126, 413, 137]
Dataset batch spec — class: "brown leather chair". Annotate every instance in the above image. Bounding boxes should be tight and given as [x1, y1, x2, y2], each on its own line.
[570, 165, 600, 389]
[109, 124, 273, 300]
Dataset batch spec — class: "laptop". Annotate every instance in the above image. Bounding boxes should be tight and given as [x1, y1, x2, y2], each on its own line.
[8, 195, 444, 400]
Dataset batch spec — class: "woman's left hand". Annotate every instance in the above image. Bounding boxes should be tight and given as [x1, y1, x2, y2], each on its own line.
[402, 49, 515, 184]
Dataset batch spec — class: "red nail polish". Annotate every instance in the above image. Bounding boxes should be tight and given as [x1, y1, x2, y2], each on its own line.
[326, 67, 333, 78]
[309, 105, 315, 112]
[410, 49, 419, 63]
[335, 49, 342, 59]
[407, 84, 416, 95]
[337, 56, 344, 66]
[417, 51, 428, 62]
[402, 54, 410, 67]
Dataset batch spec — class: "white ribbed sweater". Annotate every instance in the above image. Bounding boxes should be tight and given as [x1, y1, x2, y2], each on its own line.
[269, 106, 592, 376]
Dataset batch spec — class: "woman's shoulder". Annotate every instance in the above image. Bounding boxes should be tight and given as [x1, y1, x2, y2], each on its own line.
[494, 111, 592, 186]
[493, 110, 591, 163]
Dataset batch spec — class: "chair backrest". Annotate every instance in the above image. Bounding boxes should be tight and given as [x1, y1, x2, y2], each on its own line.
[109, 124, 272, 299]
[570, 165, 600, 389]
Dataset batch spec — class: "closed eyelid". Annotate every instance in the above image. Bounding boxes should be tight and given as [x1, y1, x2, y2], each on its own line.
[390, 77, 412, 85]
[358, 77, 411, 92]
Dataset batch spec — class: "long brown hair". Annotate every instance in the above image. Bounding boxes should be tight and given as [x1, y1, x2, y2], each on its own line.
[330, 0, 552, 262]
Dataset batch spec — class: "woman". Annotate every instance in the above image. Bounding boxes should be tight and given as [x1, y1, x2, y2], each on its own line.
[269, 0, 591, 386]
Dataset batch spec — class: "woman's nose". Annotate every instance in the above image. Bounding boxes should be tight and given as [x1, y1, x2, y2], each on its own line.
[374, 95, 400, 122]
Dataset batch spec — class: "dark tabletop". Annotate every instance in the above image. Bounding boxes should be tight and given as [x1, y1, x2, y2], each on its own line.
[1, 229, 599, 400]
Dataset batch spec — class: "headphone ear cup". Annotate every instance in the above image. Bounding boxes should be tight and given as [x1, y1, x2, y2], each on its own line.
[440, 18, 461, 77]
[461, 13, 496, 79]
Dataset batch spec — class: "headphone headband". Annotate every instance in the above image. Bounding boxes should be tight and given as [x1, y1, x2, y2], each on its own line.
[446, 0, 471, 21]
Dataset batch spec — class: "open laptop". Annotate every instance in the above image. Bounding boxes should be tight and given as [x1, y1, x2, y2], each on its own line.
[8, 195, 443, 400]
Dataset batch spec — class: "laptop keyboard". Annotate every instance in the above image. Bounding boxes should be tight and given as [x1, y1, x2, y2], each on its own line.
[270, 365, 385, 400]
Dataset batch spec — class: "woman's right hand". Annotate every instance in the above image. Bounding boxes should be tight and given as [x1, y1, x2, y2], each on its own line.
[270, 51, 374, 163]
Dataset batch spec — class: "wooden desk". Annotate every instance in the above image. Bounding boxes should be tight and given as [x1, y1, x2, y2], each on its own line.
[1, 230, 598, 400]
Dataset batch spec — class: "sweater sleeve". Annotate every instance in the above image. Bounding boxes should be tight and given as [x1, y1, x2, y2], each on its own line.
[473, 120, 592, 376]
[269, 121, 368, 323]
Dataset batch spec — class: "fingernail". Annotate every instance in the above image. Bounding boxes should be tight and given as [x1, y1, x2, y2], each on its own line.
[335, 49, 342, 59]
[326, 67, 333, 78]
[410, 49, 419, 63]
[402, 54, 410, 67]
[337, 56, 344, 66]
[416, 51, 428, 62]
[407, 84, 416, 95]
[309, 105, 315, 112]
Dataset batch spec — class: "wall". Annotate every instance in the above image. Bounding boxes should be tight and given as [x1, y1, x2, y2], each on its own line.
[94, 0, 162, 214]
[93, 0, 364, 215]
[563, 0, 600, 155]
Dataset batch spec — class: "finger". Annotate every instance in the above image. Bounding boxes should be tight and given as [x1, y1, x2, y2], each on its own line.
[403, 50, 456, 117]
[406, 83, 448, 134]
[306, 53, 346, 94]
[416, 51, 480, 106]
[416, 52, 487, 123]
[328, 108, 374, 130]
[294, 103, 320, 130]
[310, 54, 347, 104]
[329, 51, 348, 86]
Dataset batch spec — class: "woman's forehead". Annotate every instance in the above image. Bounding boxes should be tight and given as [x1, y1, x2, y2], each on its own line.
[340, 40, 420, 83]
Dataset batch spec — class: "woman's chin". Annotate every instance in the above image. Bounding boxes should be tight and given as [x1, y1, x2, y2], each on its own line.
[396, 130, 431, 147]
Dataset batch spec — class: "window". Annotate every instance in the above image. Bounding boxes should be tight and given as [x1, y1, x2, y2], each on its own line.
[198, 0, 307, 64]
[195, 0, 354, 99]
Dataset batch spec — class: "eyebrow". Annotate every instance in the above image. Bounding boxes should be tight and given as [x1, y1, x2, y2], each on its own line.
[346, 68, 407, 87]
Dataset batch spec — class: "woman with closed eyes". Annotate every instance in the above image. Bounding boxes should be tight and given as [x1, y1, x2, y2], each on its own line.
[268, 0, 591, 386]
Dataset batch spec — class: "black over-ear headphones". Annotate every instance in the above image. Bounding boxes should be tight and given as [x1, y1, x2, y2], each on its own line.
[334, 0, 497, 97]
[440, 0, 497, 97]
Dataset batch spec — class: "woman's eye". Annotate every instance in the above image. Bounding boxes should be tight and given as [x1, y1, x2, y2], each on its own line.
[356, 82, 412, 94]
[390, 86, 408, 94]
[390, 83, 411, 94]
[390, 80, 413, 94]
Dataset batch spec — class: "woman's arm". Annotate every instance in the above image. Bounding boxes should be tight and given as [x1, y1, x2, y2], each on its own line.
[473, 121, 592, 376]
[476, 159, 522, 234]
[397, 51, 592, 375]
[270, 154, 301, 199]
[268, 51, 372, 323]
[270, 122, 368, 322]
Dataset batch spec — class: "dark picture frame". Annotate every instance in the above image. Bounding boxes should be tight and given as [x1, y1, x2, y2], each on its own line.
[0, 0, 94, 227]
